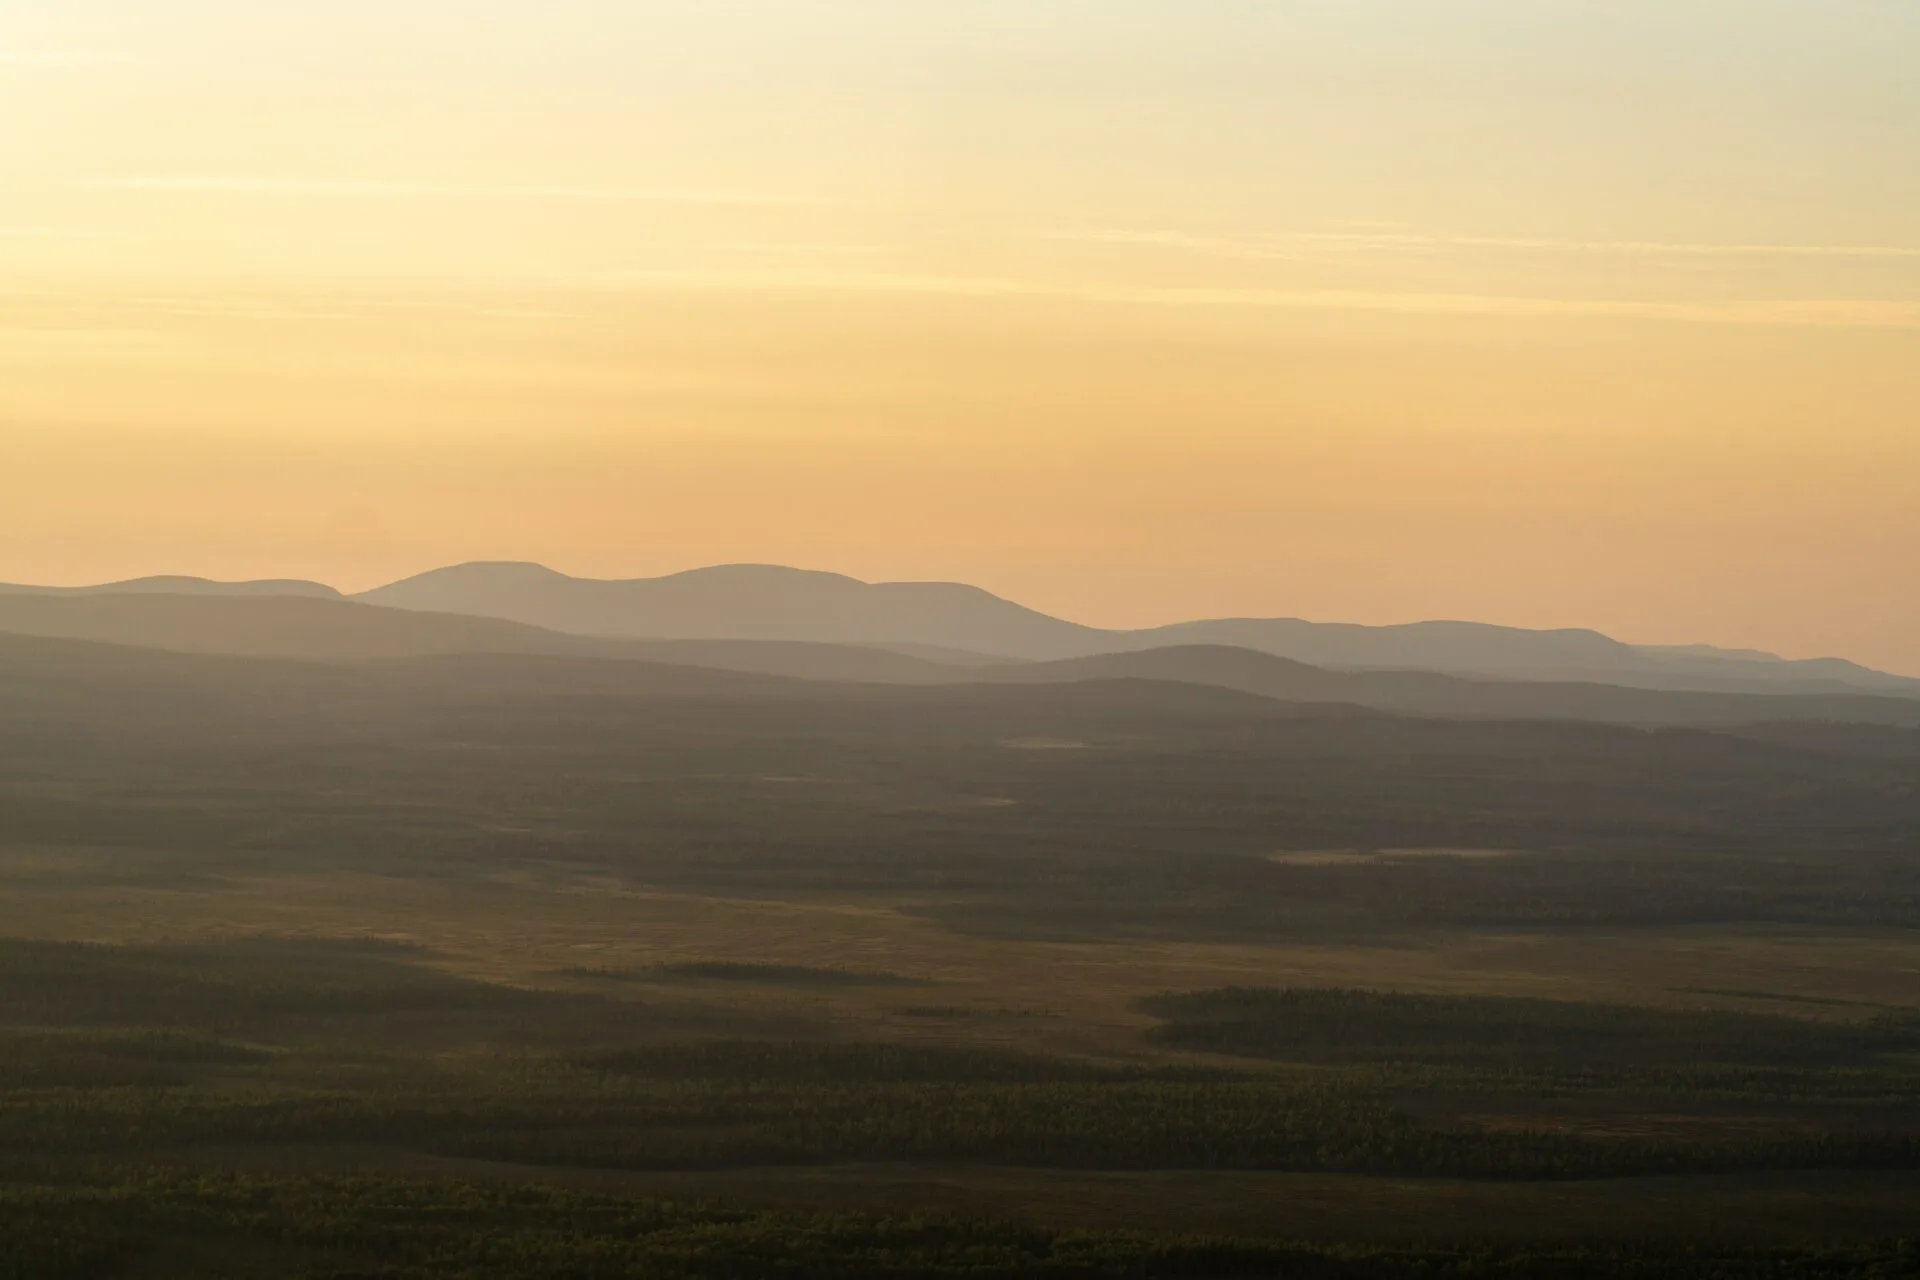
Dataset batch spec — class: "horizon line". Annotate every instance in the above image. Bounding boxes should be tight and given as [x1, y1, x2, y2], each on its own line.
[5, 560, 1915, 678]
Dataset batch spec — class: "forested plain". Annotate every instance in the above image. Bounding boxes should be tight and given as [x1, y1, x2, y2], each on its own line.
[1, 634, 1917, 1276]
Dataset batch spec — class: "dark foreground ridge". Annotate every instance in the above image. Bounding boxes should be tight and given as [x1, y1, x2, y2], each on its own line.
[6, 1170, 1917, 1279]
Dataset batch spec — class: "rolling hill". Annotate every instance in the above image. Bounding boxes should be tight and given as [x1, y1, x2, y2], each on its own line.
[356, 562, 1094, 658]
[4, 594, 1920, 730]
[0, 593, 960, 683]
[971, 646, 1920, 728]
[0, 575, 340, 600]
[355, 562, 1920, 697]
[7, 564, 1915, 701]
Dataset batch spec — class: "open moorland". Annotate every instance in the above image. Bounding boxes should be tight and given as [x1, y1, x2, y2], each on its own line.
[1, 622, 1917, 1276]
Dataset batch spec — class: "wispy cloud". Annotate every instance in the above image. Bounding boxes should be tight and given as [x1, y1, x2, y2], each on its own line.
[1309, 230, 1920, 259]
[150, 303, 359, 322]
[0, 227, 115, 240]
[611, 269, 1042, 299]
[99, 176, 835, 208]
[0, 50, 131, 68]
[607, 268, 1920, 329]
[1045, 226, 1920, 262]
[1035, 229, 1320, 263]
[0, 328, 178, 361]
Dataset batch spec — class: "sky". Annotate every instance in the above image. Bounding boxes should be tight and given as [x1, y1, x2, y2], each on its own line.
[3, 0, 1918, 671]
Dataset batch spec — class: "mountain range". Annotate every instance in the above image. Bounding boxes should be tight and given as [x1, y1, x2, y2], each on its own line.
[78, 562, 1919, 692]
[2, 563, 1918, 729]
[0, 575, 344, 601]
[350, 563, 1920, 694]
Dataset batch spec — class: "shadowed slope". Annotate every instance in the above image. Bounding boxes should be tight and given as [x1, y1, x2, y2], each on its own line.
[0, 631, 1329, 751]
[0, 593, 620, 663]
[974, 646, 1920, 728]
[0, 594, 966, 683]
[0, 575, 341, 600]
[4, 595, 1919, 729]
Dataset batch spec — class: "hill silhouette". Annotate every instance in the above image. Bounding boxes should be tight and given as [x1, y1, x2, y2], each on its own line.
[7, 563, 1914, 698]
[0, 632, 1315, 742]
[0, 575, 340, 600]
[4, 594, 1920, 730]
[0, 593, 622, 663]
[356, 562, 1919, 696]
[5, 632, 1918, 872]
[356, 562, 1093, 657]
[972, 646, 1920, 729]
[0, 594, 969, 682]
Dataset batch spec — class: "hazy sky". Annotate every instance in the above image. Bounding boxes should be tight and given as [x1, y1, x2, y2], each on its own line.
[5, 1, 1918, 670]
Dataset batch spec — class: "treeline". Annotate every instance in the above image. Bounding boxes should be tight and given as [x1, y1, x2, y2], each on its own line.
[3, 946, 1919, 1182]
[569, 960, 926, 987]
[576, 1040, 1222, 1083]
[5, 1073, 1920, 1181]
[1139, 986, 1920, 1071]
[3, 1170, 1917, 1280]
[0, 1031, 265, 1090]
[0, 937, 536, 1032]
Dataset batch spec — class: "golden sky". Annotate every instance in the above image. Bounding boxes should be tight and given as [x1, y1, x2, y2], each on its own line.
[4, 1, 1918, 670]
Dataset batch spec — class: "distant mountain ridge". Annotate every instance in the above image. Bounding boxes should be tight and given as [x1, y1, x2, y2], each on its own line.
[5, 596, 1920, 731]
[355, 562, 1920, 696]
[6, 562, 1914, 696]
[5, 592, 1920, 728]
[0, 576, 341, 600]
[355, 562, 1093, 659]
[966, 645, 1920, 728]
